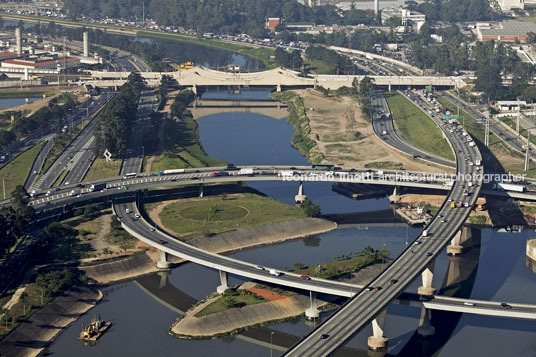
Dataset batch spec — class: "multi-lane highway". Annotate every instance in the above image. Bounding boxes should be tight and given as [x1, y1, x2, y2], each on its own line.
[32, 95, 111, 190]
[372, 93, 455, 169]
[283, 91, 483, 357]
[120, 91, 158, 176]
[441, 91, 536, 158]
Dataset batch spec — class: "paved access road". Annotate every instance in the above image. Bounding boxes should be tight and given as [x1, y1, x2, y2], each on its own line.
[371, 93, 455, 169]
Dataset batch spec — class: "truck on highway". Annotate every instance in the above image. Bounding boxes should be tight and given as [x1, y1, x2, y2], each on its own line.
[279, 170, 294, 177]
[497, 182, 525, 192]
[239, 168, 254, 175]
[70, 189, 81, 196]
[163, 169, 185, 175]
[90, 183, 107, 192]
[450, 202, 463, 208]
[269, 269, 282, 276]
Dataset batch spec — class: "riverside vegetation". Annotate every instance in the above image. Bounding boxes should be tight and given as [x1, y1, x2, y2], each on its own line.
[270, 91, 324, 163]
[289, 246, 390, 280]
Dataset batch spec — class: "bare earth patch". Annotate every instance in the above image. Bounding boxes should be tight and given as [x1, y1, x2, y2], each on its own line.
[296, 89, 449, 173]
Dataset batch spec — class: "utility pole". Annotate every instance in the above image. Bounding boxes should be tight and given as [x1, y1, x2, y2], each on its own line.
[525, 131, 530, 171]
[2, 176, 5, 200]
[516, 99, 520, 136]
[485, 108, 490, 147]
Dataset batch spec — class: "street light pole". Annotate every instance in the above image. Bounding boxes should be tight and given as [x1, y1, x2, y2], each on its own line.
[270, 331, 274, 357]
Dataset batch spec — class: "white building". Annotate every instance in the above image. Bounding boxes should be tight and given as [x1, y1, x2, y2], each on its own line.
[381, 7, 425, 26]
[497, 0, 525, 10]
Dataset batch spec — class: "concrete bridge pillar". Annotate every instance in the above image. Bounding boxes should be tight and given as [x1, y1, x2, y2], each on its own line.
[368, 308, 388, 351]
[447, 226, 472, 255]
[295, 181, 307, 204]
[388, 83, 392, 92]
[418, 260, 436, 296]
[199, 183, 204, 198]
[158, 270, 170, 289]
[114, 85, 118, 92]
[192, 84, 197, 95]
[217, 270, 229, 294]
[156, 249, 171, 269]
[305, 291, 320, 320]
[417, 307, 435, 337]
[388, 186, 401, 203]
[276, 84, 282, 92]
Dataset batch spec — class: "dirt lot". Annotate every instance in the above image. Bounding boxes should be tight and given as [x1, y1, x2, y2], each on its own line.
[296, 89, 450, 173]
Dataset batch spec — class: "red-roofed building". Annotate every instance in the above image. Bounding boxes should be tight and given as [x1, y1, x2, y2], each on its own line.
[0, 51, 19, 61]
[1, 57, 80, 70]
[266, 18, 281, 32]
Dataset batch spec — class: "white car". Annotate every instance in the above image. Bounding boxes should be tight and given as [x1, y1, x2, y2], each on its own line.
[134, 213, 140, 218]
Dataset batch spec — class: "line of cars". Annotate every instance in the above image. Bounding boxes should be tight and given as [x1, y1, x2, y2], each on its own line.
[254, 265, 311, 280]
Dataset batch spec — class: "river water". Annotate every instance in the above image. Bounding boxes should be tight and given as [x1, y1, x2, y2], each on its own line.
[47, 94, 536, 356]
[0, 97, 40, 109]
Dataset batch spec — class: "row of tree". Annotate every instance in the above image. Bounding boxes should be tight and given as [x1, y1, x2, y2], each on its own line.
[0, 94, 77, 151]
[407, 0, 499, 23]
[0, 186, 34, 258]
[94, 72, 145, 157]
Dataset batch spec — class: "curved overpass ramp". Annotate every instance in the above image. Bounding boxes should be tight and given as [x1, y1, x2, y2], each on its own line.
[282, 88, 484, 357]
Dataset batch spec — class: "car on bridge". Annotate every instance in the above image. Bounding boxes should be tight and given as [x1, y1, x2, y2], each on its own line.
[300, 275, 311, 280]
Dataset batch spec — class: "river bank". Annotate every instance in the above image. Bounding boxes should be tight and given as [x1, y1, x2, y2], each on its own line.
[171, 282, 327, 339]
[0, 286, 102, 357]
[81, 215, 337, 285]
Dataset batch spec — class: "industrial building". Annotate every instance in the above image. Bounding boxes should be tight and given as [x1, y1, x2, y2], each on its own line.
[477, 21, 536, 42]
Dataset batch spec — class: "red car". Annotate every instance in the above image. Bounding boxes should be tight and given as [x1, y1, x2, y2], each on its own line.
[300, 275, 311, 280]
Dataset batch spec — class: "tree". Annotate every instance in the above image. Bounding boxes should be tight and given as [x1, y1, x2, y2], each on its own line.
[10, 185, 34, 220]
[158, 75, 177, 98]
[359, 76, 376, 96]
[475, 63, 502, 100]
[300, 199, 321, 217]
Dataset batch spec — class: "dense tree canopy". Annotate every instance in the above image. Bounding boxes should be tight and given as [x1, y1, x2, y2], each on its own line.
[94, 73, 145, 157]
[412, 0, 498, 22]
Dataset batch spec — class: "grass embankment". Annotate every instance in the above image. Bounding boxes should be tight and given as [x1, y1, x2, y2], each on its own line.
[0, 91, 55, 98]
[195, 288, 266, 317]
[157, 193, 307, 241]
[469, 215, 487, 225]
[150, 114, 225, 171]
[52, 170, 68, 187]
[0, 269, 85, 339]
[0, 142, 44, 196]
[45, 204, 139, 262]
[270, 91, 323, 163]
[387, 93, 454, 161]
[364, 161, 404, 170]
[84, 158, 122, 182]
[290, 246, 389, 280]
[437, 94, 536, 178]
